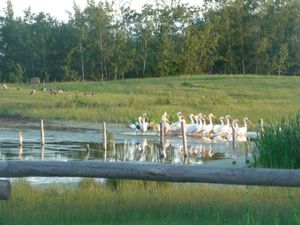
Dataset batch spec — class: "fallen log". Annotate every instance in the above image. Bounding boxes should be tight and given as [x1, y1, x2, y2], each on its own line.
[0, 161, 300, 187]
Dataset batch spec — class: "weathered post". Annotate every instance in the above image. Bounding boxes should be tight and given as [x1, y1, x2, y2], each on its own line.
[40, 119, 45, 145]
[85, 144, 90, 160]
[18, 128, 23, 160]
[181, 120, 188, 159]
[0, 180, 11, 200]
[260, 118, 264, 132]
[103, 122, 107, 151]
[41, 145, 45, 160]
[245, 138, 250, 164]
[103, 122, 107, 161]
[18, 146, 23, 160]
[232, 127, 237, 164]
[19, 129, 23, 147]
[159, 122, 165, 158]
[113, 141, 117, 162]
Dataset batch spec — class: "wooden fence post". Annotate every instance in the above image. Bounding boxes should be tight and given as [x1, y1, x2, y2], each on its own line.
[40, 119, 45, 146]
[103, 122, 107, 161]
[0, 180, 11, 200]
[232, 127, 237, 164]
[85, 144, 90, 160]
[245, 138, 250, 164]
[19, 129, 23, 146]
[18, 146, 23, 160]
[181, 121, 188, 159]
[260, 118, 264, 132]
[41, 145, 45, 160]
[103, 122, 107, 151]
[159, 122, 165, 158]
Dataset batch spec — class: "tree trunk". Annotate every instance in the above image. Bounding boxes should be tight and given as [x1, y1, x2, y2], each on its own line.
[242, 58, 245, 74]
[142, 39, 148, 77]
[80, 42, 85, 82]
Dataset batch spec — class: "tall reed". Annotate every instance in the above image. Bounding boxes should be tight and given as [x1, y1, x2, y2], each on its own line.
[253, 112, 300, 168]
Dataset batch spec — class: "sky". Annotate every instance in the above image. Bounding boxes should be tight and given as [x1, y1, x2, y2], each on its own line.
[3, 0, 203, 21]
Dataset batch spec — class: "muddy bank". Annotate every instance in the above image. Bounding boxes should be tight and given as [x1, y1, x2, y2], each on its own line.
[0, 115, 98, 132]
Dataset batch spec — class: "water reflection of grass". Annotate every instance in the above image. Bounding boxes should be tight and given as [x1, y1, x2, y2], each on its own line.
[1, 75, 300, 124]
[1, 179, 300, 224]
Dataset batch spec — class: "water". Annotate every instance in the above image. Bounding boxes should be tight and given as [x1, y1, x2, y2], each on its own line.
[0, 121, 255, 185]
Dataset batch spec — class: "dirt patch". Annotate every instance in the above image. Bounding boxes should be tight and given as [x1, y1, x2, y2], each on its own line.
[0, 115, 97, 132]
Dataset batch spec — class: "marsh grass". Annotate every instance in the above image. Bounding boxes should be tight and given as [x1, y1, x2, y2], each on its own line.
[1, 75, 300, 123]
[0, 179, 300, 225]
[253, 112, 300, 168]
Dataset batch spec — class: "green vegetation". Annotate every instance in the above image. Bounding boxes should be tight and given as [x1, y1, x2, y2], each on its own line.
[0, 0, 299, 82]
[0, 179, 299, 225]
[253, 112, 300, 169]
[1, 75, 300, 124]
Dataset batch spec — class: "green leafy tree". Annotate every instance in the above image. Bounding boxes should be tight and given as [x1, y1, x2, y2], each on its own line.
[9, 63, 25, 83]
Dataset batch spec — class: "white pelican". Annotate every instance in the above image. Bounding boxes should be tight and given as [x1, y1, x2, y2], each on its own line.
[218, 114, 232, 138]
[129, 113, 149, 130]
[213, 116, 225, 134]
[232, 119, 247, 142]
[135, 115, 151, 133]
[129, 119, 140, 129]
[200, 113, 216, 136]
[236, 117, 252, 137]
[157, 112, 170, 133]
[213, 134, 228, 143]
[186, 114, 201, 134]
[193, 113, 204, 134]
[167, 112, 184, 135]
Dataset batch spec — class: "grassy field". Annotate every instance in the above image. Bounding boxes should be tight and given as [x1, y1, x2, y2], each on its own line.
[1, 76, 300, 224]
[1, 75, 300, 124]
[0, 179, 299, 225]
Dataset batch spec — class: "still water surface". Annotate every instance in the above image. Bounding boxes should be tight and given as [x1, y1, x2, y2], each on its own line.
[0, 121, 255, 185]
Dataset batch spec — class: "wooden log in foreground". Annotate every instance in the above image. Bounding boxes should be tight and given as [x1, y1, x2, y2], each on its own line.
[0, 180, 11, 200]
[0, 161, 300, 187]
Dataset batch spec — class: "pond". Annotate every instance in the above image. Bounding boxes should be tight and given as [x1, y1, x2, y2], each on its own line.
[0, 120, 256, 185]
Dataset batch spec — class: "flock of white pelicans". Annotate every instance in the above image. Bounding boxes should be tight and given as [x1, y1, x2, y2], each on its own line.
[130, 112, 253, 143]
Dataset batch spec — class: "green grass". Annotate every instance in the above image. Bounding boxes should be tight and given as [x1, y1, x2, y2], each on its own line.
[0, 179, 300, 225]
[1, 75, 300, 124]
[253, 112, 300, 169]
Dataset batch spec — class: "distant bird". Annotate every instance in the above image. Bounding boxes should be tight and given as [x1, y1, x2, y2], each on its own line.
[129, 114, 152, 133]
[200, 113, 216, 136]
[30, 89, 36, 95]
[129, 121, 139, 129]
[187, 114, 203, 134]
[218, 114, 232, 138]
[3, 84, 8, 90]
[232, 119, 247, 142]
[168, 112, 184, 135]
[129, 113, 151, 132]
[157, 112, 170, 133]
[213, 116, 225, 134]
[235, 117, 252, 137]
[213, 134, 228, 143]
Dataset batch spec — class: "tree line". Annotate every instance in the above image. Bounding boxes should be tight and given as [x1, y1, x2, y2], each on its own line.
[0, 0, 299, 82]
